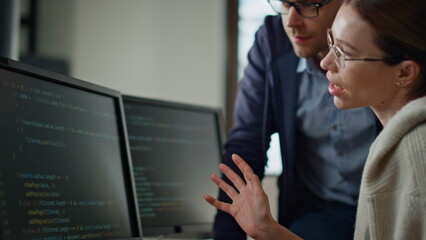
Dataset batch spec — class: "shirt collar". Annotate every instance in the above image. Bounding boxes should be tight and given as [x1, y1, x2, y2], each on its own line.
[297, 58, 321, 74]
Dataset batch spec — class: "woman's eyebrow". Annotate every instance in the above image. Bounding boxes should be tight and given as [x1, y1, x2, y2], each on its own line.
[335, 37, 360, 53]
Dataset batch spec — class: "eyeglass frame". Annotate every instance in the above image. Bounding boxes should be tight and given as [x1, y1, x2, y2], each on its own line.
[326, 28, 405, 69]
[267, 0, 333, 18]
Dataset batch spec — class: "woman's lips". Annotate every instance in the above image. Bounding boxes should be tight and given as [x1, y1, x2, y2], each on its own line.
[328, 82, 345, 96]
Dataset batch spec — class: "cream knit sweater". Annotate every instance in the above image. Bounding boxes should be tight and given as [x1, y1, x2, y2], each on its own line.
[354, 96, 426, 240]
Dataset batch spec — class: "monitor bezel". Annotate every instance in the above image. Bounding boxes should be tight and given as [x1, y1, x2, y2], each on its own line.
[0, 57, 143, 240]
[122, 94, 226, 235]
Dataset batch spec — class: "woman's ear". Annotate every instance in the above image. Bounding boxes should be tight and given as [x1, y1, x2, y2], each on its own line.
[396, 60, 420, 87]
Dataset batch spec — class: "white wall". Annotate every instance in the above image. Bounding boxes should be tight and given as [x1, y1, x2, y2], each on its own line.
[36, 0, 227, 109]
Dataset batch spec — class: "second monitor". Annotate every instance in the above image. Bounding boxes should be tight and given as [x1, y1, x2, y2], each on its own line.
[123, 95, 224, 238]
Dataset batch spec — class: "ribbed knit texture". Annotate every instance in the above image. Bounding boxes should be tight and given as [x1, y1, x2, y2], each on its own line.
[354, 96, 426, 240]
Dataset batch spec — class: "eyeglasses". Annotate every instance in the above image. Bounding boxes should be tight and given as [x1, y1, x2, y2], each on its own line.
[326, 28, 404, 69]
[267, 0, 332, 18]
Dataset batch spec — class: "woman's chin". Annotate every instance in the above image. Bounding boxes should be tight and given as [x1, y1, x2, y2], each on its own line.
[333, 97, 358, 110]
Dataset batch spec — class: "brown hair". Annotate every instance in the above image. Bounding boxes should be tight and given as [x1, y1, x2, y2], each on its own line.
[344, 0, 426, 99]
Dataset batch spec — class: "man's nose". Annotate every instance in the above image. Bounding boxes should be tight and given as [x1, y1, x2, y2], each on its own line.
[285, 6, 303, 28]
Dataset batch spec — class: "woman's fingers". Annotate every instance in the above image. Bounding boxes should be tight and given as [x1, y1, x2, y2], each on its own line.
[211, 173, 239, 199]
[232, 154, 258, 183]
[204, 194, 231, 214]
[205, 154, 261, 217]
[219, 163, 246, 191]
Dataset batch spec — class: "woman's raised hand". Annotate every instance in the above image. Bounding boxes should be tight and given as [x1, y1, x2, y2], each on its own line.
[204, 154, 274, 239]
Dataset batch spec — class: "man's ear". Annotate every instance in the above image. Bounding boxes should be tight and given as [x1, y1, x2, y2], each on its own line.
[396, 60, 420, 87]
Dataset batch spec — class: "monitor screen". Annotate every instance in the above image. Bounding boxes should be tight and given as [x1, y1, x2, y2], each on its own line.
[0, 58, 142, 240]
[122, 96, 223, 238]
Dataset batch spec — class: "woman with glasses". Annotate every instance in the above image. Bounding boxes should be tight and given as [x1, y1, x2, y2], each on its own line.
[321, 0, 426, 238]
[205, 0, 426, 239]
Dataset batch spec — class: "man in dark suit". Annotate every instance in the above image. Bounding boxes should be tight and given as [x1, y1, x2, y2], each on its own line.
[214, 1, 380, 239]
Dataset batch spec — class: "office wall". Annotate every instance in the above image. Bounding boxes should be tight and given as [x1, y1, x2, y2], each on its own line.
[35, 0, 226, 109]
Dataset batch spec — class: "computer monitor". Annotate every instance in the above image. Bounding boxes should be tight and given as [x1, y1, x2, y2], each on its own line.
[0, 58, 142, 240]
[122, 95, 224, 238]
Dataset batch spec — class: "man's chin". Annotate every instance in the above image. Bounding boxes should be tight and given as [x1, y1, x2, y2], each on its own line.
[292, 47, 317, 59]
[291, 42, 326, 59]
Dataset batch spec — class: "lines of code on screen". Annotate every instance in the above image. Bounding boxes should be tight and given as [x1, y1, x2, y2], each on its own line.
[124, 102, 220, 229]
[0, 69, 133, 240]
